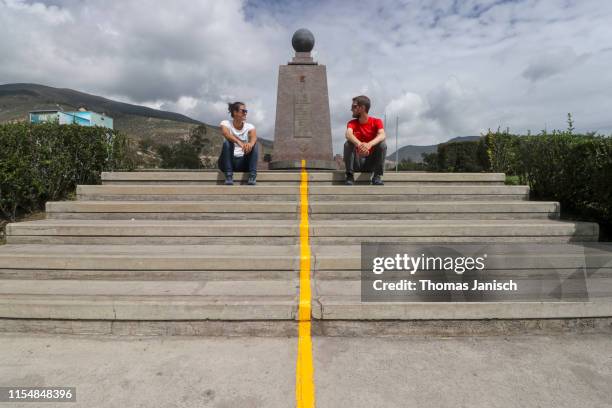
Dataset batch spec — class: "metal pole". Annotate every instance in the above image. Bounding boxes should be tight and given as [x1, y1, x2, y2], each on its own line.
[395, 116, 399, 172]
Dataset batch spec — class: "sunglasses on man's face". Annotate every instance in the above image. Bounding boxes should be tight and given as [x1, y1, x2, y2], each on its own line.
[351, 104, 360, 110]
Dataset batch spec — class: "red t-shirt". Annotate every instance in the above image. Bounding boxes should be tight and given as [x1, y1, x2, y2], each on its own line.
[347, 116, 384, 154]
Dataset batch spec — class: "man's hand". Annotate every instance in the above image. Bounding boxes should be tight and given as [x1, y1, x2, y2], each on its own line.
[243, 142, 253, 154]
[357, 141, 371, 156]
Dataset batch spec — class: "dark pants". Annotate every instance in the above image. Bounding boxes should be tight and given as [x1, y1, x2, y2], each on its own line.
[218, 140, 259, 176]
[343, 141, 387, 176]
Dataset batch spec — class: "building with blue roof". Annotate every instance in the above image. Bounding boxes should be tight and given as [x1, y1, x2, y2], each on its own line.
[29, 108, 113, 129]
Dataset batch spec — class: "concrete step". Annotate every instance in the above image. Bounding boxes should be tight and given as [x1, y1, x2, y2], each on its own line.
[78, 184, 529, 202]
[0, 244, 299, 280]
[309, 185, 529, 201]
[312, 287, 612, 320]
[309, 220, 599, 243]
[0, 280, 297, 320]
[6, 220, 300, 245]
[77, 184, 298, 201]
[6, 219, 599, 244]
[102, 171, 305, 185]
[312, 242, 612, 320]
[310, 201, 559, 220]
[46, 201, 299, 220]
[319, 276, 612, 300]
[44, 201, 556, 220]
[312, 244, 612, 279]
[102, 171, 506, 185]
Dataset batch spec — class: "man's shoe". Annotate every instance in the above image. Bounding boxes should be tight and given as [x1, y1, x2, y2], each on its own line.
[224, 174, 234, 185]
[247, 174, 257, 185]
[371, 175, 384, 185]
[345, 174, 354, 185]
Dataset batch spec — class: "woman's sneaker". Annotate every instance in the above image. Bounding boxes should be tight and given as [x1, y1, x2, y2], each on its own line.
[247, 174, 257, 185]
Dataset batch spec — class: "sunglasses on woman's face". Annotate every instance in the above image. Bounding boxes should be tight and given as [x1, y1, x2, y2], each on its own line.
[240, 109, 248, 114]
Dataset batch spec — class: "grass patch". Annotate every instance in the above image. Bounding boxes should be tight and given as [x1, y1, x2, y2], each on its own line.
[18, 211, 46, 222]
[504, 175, 521, 185]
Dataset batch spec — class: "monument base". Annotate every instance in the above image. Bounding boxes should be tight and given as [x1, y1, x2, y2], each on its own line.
[269, 159, 337, 170]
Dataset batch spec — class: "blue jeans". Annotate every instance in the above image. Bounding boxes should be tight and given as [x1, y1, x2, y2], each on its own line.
[217, 140, 259, 176]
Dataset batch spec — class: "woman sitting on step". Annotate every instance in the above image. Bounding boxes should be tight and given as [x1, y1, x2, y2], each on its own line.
[217, 101, 258, 185]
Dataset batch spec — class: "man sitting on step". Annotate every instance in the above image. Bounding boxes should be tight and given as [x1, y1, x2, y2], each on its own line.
[343, 95, 387, 185]
[218, 101, 258, 185]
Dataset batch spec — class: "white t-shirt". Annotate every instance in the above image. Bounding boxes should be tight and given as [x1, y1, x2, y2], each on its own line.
[220, 119, 255, 158]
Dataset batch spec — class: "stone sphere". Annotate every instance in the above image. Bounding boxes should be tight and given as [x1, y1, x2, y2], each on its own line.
[292, 28, 315, 52]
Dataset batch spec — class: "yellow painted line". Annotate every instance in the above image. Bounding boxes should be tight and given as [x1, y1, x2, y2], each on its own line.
[296, 159, 315, 408]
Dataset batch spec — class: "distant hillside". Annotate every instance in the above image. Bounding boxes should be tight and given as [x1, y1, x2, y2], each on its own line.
[0, 83, 200, 123]
[387, 136, 481, 163]
[0, 83, 273, 152]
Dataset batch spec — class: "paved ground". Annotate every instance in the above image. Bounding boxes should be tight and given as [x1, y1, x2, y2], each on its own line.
[315, 335, 612, 408]
[1, 333, 611, 407]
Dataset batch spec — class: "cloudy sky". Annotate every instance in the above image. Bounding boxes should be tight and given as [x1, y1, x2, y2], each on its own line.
[1, 0, 611, 153]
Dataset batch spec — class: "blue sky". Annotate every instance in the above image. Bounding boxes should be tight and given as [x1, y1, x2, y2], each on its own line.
[1, 0, 611, 153]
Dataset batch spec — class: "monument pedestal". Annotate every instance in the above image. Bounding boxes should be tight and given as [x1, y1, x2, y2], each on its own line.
[270, 29, 335, 170]
[269, 159, 336, 170]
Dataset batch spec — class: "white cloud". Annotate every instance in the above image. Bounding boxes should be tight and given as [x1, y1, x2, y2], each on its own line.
[4, 0, 73, 24]
[522, 47, 590, 82]
[1, 0, 612, 154]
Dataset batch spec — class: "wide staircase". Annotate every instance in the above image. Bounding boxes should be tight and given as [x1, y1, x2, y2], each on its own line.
[0, 171, 610, 335]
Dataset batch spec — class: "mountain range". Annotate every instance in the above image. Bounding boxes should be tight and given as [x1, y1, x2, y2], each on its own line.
[386, 136, 481, 163]
[0, 83, 208, 143]
[1, 83, 477, 164]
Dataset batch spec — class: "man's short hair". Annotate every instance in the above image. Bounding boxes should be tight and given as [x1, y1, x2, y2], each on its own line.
[352, 95, 371, 113]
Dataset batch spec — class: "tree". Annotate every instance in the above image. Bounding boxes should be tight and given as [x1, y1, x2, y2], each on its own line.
[422, 152, 439, 171]
[189, 125, 209, 154]
[138, 137, 154, 152]
[156, 145, 173, 167]
[397, 157, 427, 171]
[156, 142, 202, 169]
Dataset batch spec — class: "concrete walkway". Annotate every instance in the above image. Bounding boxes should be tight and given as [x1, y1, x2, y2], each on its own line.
[1, 333, 611, 408]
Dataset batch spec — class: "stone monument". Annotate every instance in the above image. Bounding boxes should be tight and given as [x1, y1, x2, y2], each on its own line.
[269, 28, 336, 170]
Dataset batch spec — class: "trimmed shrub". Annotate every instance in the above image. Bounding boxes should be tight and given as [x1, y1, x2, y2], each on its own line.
[427, 139, 489, 172]
[484, 129, 612, 236]
[483, 129, 521, 178]
[0, 122, 135, 221]
[425, 128, 611, 237]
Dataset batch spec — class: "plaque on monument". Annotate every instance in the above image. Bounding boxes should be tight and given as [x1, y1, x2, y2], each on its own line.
[294, 87, 312, 139]
[269, 28, 336, 170]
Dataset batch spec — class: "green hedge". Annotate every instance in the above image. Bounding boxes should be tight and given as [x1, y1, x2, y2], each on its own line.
[428, 139, 489, 172]
[423, 129, 612, 237]
[0, 122, 136, 221]
[485, 129, 612, 231]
